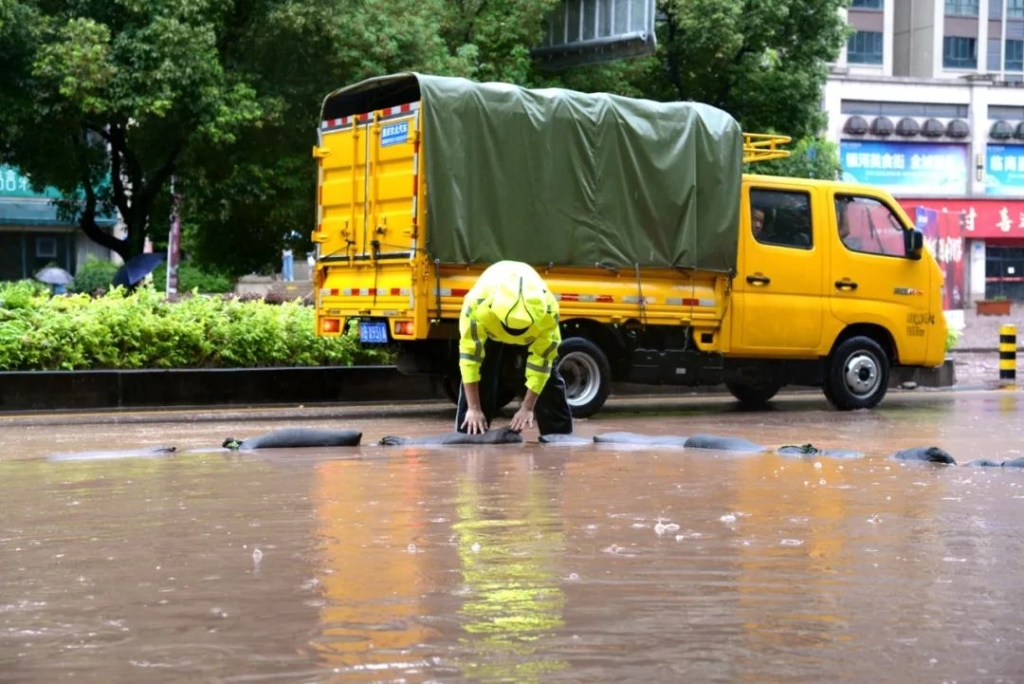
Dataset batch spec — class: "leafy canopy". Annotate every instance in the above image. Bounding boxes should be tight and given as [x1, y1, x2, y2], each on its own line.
[0, 0, 848, 275]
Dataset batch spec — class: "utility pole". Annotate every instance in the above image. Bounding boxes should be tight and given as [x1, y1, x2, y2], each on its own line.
[167, 176, 181, 295]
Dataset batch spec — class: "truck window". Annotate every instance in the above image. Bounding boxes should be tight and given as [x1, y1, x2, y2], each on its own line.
[750, 189, 812, 249]
[835, 195, 907, 257]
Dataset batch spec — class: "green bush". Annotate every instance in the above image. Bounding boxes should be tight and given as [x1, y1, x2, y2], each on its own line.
[73, 258, 119, 294]
[152, 263, 234, 293]
[0, 283, 390, 371]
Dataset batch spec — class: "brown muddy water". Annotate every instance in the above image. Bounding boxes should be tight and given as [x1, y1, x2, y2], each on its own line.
[2, 391, 1024, 683]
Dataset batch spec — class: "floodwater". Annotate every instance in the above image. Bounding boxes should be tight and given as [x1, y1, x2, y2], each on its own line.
[2, 390, 1024, 683]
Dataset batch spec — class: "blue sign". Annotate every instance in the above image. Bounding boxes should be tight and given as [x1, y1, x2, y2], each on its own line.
[840, 141, 969, 194]
[985, 144, 1024, 196]
[380, 121, 410, 148]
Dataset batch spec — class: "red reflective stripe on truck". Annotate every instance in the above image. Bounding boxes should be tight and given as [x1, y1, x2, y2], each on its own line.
[555, 293, 614, 303]
[666, 297, 716, 307]
[338, 288, 411, 296]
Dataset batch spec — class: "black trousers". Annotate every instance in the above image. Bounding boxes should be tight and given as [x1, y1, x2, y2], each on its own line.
[455, 339, 574, 435]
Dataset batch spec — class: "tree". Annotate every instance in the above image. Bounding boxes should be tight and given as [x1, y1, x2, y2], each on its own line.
[0, 0, 308, 263]
[642, 0, 848, 139]
[1, 0, 850, 275]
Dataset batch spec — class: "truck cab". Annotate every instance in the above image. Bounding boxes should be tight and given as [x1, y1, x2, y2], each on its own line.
[723, 175, 946, 409]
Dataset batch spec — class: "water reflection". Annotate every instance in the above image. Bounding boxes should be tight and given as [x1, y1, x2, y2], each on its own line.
[308, 456, 436, 671]
[452, 450, 567, 681]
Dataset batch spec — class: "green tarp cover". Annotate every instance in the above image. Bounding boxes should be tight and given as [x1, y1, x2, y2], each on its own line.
[323, 73, 743, 272]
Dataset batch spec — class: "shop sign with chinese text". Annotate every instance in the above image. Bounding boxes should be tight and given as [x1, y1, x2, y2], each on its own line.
[840, 141, 969, 195]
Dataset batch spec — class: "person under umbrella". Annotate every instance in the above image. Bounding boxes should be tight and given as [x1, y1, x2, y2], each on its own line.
[113, 253, 166, 291]
[34, 266, 74, 294]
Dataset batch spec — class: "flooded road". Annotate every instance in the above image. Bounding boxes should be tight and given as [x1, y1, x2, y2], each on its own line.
[2, 390, 1024, 683]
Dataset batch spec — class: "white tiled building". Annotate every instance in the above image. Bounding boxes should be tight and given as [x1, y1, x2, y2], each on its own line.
[824, 0, 1024, 306]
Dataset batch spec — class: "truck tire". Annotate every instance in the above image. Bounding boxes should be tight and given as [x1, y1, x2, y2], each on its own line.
[824, 336, 890, 410]
[725, 377, 784, 407]
[557, 337, 612, 418]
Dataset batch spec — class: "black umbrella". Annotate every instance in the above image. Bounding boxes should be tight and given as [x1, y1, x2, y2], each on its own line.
[113, 253, 166, 289]
[35, 266, 74, 286]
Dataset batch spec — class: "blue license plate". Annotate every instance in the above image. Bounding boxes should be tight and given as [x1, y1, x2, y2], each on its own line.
[359, 320, 389, 343]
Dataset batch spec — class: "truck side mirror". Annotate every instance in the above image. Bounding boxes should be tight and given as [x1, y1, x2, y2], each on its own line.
[905, 229, 923, 260]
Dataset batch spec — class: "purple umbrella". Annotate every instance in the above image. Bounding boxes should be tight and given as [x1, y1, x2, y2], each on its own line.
[35, 266, 74, 286]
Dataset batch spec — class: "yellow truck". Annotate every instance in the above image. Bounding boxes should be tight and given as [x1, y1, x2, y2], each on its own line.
[311, 73, 948, 416]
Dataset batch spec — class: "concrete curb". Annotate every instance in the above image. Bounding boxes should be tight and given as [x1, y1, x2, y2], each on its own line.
[0, 366, 444, 413]
[0, 358, 959, 414]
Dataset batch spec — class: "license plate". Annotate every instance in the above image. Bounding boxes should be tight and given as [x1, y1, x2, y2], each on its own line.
[358, 320, 389, 344]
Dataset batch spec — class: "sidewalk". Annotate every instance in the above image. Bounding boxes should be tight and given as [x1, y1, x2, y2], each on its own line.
[949, 305, 1024, 351]
[948, 304, 1023, 387]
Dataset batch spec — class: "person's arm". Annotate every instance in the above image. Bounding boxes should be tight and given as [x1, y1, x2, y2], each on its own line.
[458, 303, 489, 434]
[510, 320, 561, 431]
[460, 380, 488, 434]
[509, 389, 540, 432]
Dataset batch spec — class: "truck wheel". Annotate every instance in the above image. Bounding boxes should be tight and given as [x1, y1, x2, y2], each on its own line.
[725, 378, 783, 407]
[824, 336, 890, 410]
[557, 337, 612, 418]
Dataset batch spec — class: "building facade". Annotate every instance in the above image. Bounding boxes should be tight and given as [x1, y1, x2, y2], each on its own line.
[825, 0, 1024, 308]
[0, 165, 118, 284]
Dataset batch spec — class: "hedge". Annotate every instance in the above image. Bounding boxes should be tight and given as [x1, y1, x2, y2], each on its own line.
[0, 280, 389, 371]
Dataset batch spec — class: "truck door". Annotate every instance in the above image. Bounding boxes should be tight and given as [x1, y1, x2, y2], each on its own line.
[829, 193, 933, 363]
[733, 185, 826, 354]
[316, 102, 421, 261]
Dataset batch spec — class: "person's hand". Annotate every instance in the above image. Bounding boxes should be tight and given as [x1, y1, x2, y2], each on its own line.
[510, 405, 535, 432]
[461, 407, 488, 435]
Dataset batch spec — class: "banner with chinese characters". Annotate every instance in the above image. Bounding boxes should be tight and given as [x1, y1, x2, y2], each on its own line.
[911, 206, 964, 310]
[986, 144, 1024, 196]
[840, 141, 969, 195]
[897, 198, 1024, 240]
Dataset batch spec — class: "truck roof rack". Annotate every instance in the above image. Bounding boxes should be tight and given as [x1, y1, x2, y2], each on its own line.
[743, 133, 792, 164]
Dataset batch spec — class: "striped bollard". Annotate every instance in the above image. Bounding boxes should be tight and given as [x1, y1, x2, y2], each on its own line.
[999, 324, 1017, 389]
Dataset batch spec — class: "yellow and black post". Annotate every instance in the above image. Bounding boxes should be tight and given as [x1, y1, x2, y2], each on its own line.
[999, 324, 1017, 388]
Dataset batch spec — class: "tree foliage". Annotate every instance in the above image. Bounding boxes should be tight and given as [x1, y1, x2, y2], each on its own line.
[645, 0, 848, 139]
[747, 137, 843, 180]
[0, 0, 848, 275]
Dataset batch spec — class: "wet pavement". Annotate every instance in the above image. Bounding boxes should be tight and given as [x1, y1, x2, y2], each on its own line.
[2, 391, 1024, 683]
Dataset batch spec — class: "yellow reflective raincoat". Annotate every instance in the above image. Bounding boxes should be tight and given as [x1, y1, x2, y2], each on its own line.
[458, 261, 561, 395]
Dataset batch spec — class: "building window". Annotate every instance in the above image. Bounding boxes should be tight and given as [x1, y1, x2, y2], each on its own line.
[848, 31, 884, 64]
[945, 0, 979, 15]
[841, 100, 969, 117]
[943, 36, 977, 68]
[851, 0, 883, 8]
[35, 236, 57, 259]
[1010, 0, 1024, 18]
[1008, 40, 1024, 72]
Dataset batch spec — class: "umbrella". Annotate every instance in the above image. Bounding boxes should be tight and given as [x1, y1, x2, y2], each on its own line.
[113, 253, 166, 289]
[35, 266, 74, 286]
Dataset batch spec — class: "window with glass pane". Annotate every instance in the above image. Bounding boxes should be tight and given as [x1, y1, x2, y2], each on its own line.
[945, 0, 979, 15]
[1009, 0, 1024, 18]
[1008, 40, 1024, 71]
[943, 36, 977, 68]
[848, 31, 883, 64]
[851, 0, 883, 7]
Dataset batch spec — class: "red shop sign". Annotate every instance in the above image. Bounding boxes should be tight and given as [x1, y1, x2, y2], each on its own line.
[897, 198, 1024, 239]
